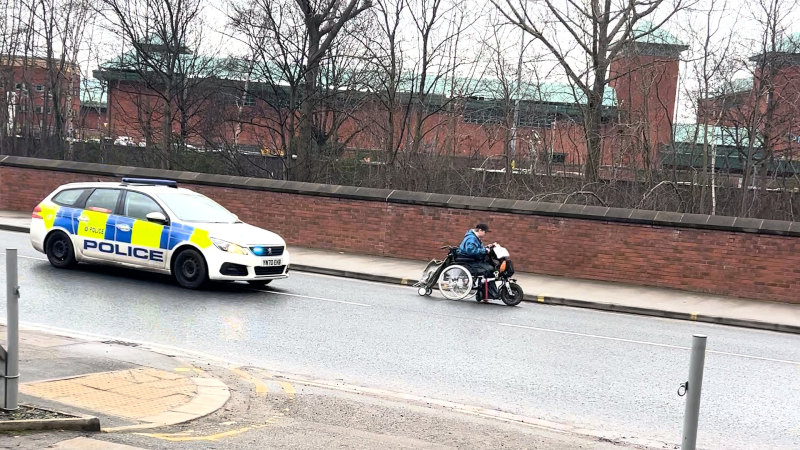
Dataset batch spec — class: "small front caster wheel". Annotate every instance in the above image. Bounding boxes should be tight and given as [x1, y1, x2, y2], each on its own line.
[418, 287, 428, 296]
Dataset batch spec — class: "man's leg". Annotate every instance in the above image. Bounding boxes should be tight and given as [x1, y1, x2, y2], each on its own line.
[485, 268, 499, 299]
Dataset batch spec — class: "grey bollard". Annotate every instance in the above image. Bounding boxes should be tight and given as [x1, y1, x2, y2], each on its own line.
[4, 249, 19, 411]
[681, 334, 707, 449]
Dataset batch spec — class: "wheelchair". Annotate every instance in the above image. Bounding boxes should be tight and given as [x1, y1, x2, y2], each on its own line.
[413, 245, 524, 306]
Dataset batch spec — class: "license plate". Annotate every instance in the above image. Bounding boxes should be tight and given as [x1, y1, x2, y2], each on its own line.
[262, 259, 281, 266]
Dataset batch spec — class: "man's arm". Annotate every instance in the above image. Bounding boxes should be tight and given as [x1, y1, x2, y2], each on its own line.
[461, 237, 487, 257]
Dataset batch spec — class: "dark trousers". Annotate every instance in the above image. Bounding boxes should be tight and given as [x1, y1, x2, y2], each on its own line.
[464, 259, 498, 298]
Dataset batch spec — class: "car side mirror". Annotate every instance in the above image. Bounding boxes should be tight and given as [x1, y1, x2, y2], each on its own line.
[146, 212, 168, 225]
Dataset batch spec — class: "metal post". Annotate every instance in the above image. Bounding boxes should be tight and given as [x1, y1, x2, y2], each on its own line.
[681, 334, 707, 450]
[5, 249, 19, 411]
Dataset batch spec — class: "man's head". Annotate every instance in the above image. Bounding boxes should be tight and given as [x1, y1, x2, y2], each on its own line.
[474, 223, 490, 239]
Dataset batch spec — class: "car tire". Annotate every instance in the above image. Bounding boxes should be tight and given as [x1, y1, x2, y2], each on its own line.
[173, 248, 207, 289]
[247, 280, 272, 288]
[45, 231, 77, 269]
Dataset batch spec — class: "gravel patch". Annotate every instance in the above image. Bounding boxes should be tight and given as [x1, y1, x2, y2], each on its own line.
[0, 405, 76, 421]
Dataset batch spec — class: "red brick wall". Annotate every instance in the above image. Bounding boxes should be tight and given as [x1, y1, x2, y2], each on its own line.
[3, 160, 800, 304]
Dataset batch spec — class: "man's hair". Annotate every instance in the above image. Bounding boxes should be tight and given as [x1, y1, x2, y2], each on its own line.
[475, 223, 489, 232]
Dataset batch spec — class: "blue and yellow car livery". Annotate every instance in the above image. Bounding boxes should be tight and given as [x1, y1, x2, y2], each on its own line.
[30, 179, 289, 289]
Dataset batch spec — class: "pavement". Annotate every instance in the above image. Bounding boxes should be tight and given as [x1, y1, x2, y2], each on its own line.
[0, 326, 229, 440]
[1, 208, 800, 448]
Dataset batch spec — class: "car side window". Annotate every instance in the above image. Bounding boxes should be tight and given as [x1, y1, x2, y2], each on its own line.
[52, 189, 88, 207]
[84, 189, 120, 214]
[124, 191, 165, 221]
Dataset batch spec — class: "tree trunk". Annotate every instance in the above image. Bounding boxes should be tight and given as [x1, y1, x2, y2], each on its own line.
[162, 86, 172, 170]
[295, 32, 321, 181]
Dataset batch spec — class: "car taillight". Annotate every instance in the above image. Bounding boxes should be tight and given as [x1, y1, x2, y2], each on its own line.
[32, 205, 43, 219]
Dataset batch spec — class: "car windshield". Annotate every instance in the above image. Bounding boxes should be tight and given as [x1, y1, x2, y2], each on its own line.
[157, 191, 240, 223]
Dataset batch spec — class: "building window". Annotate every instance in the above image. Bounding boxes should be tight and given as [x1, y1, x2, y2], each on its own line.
[244, 93, 256, 107]
[518, 116, 555, 128]
[463, 106, 504, 125]
[34, 85, 44, 92]
[34, 106, 43, 114]
[14, 83, 21, 90]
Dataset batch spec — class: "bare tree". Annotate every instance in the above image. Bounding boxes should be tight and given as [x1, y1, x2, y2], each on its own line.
[700, 0, 800, 216]
[678, 0, 739, 214]
[737, 0, 800, 215]
[37, 0, 95, 158]
[404, 0, 475, 157]
[361, 0, 410, 166]
[0, 0, 35, 149]
[291, 0, 372, 181]
[492, 0, 685, 182]
[97, 0, 219, 169]
[228, 0, 306, 159]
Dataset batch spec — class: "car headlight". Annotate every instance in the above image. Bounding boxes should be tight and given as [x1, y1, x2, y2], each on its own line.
[211, 238, 249, 255]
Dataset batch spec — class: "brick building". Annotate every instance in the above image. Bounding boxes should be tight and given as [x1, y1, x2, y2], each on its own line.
[78, 78, 107, 140]
[696, 34, 800, 169]
[0, 55, 81, 138]
[90, 30, 689, 175]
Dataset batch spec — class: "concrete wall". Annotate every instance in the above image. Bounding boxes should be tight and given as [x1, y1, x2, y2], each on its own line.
[3, 155, 800, 303]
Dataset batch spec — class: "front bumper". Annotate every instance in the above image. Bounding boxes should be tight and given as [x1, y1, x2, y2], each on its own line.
[206, 248, 291, 281]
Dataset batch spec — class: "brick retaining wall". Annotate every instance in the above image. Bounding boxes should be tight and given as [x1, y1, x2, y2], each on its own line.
[3, 155, 799, 303]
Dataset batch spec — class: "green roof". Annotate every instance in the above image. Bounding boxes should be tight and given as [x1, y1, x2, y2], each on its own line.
[393, 75, 617, 107]
[96, 52, 252, 83]
[99, 51, 618, 107]
[775, 33, 800, 54]
[469, 79, 617, 106]
[725, 78, 753, 94]
[80, 78, 106, 107]
[631, 21, 685, 47]
[673, 123, 762, 147]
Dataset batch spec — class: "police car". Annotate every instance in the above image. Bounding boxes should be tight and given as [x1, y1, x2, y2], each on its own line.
[30, 178, 289, 289]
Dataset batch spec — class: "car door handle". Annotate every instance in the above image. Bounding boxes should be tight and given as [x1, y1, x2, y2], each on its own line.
[116, 224, 131, 232]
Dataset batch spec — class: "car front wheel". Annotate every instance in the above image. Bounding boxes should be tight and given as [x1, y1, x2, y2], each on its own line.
[45, 232, 77, 269]
[173, 248, 207, 289]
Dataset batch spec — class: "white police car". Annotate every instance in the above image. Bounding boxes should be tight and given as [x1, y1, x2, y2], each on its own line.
[30, 178, 289, 289]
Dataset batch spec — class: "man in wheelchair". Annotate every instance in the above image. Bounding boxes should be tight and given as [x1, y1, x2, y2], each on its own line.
[455, 223, 499, 300]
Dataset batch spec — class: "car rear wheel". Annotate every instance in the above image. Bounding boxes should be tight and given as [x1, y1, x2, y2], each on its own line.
[173, 248, 207, 289]
[45, 232, 77, 269]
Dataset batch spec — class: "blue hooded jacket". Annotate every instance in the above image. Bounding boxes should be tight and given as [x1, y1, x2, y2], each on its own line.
[457, 229, 486, 261]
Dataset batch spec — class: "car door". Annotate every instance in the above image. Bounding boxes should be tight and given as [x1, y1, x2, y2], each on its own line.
[114, 190, 169, 269]
[76, 188, 121, 261]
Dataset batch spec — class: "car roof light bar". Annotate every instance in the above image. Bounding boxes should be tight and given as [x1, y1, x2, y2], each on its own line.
[120, 178, 178, 188]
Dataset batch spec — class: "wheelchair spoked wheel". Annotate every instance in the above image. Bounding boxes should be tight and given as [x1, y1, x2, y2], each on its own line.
[437, 265, 473, 300]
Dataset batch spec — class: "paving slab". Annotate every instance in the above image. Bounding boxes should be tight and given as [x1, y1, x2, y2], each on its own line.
[49, 437, 145, 449]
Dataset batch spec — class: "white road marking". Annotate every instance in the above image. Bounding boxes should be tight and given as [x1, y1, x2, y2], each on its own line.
[0, 252, 47, 262]
[499, 322, 800, 366]
[253, 290, 372, 307]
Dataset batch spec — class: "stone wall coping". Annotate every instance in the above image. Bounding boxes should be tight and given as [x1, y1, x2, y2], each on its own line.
[2, 155, 797, 237]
